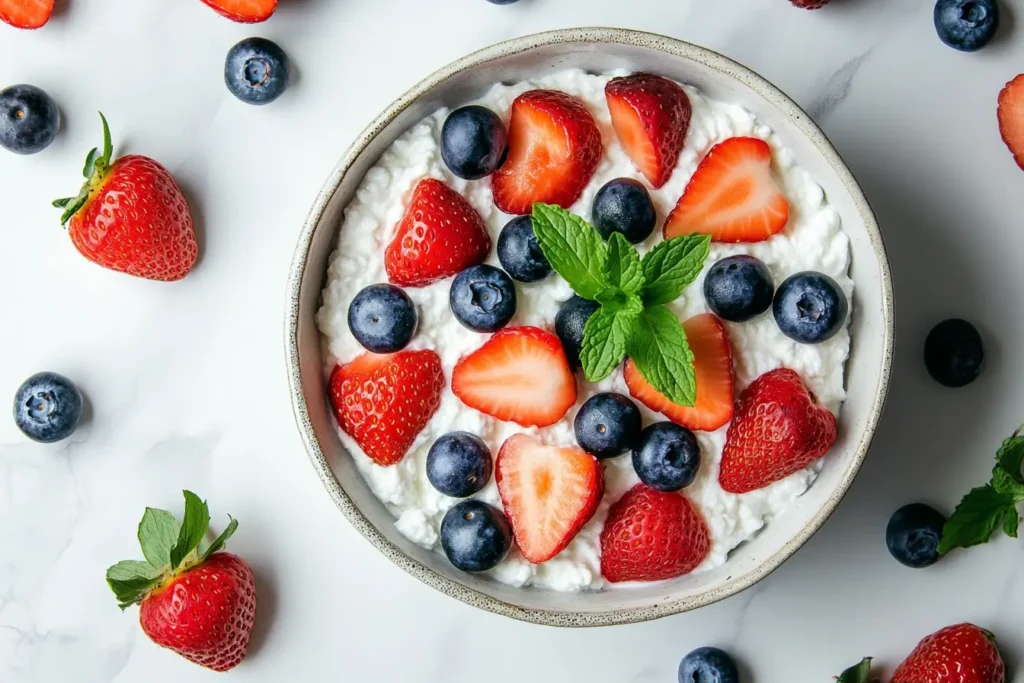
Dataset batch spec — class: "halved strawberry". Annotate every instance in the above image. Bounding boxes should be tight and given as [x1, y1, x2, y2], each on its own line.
[0, 0, 54, 29]
[605, 73, 691, 188]
[385, 177, 491, 287]
[664, 137, 790, 243]
[491, 90, 602, 215]
[496, 434, 603, 564]
[624, 313, 735, 432]
[199, 0, 278, 23]
[998, 74, 1024, 170]
[451, 326, 577, 428]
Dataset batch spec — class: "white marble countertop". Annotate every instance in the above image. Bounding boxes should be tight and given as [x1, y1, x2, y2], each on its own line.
[2, 0, 1023, 681]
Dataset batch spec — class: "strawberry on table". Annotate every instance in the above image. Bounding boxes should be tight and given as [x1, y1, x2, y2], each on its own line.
[200, 0, 278, 22]
[892, 624, 1005, 683]
[997, 74, 1024, 170]
[0, 0, 53, 29]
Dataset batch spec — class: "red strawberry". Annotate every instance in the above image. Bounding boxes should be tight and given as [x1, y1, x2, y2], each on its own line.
[0, 0, 53, 29]
[891, 623, 1005, 683]
[329, 350, 445, 466]
[600, 484, 710, 582]
[605, 73, 692, 188]
[718, 367, 837, 494]
[451, 326, 577, 428]
[624, 313, 735, 432]
[54, 114, 198, 282]
[385, 177, 491, 287]
[199, 0, 278, 22]
[791, 0, 830, 8]
[496, 434, 603, 563]
[664, 137, 790, 243]
[998, 74, 1024, 170]
[491, 90, 602, 215]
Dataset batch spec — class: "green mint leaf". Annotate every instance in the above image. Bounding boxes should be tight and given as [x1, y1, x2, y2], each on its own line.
[106, 561, 161, 611]
[137, 508, 181, 570]
[602, 232, 644, 296]
[580, 303, 641, 383]
[992, 465, 1024, 499]
[169, 491, 210, 570]
[202, 516, 239, 561]
[627, 306, 696, 406]
[939, 485, 1016, 554]
[1003, 506, 1020, 538]
[836, 658, 878, 683]
[531, 203, 608, 300]
[640, 234, 711, 306]
[994, 435, 1024, 491]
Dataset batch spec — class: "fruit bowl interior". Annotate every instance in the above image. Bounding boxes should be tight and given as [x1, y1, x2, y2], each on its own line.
[286, 28, 893, 626]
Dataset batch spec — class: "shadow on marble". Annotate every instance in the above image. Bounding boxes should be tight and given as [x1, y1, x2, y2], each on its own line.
[246, 559, 279, 661]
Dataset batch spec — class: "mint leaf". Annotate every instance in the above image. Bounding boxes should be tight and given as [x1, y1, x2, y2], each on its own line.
[992, 465, 1024, 499]
[603, 232, 644, 296]
[640, 234, 711, 306]
[580, 302, 641, 383]
[939, 485, 1017, 554]
[532, 203, 608, 300]
[627, 306, 696, 406]
[169, 491, 210, 570]
[202, 516, 239, 561]
[106, 560, 161, 610]
[995, 436, 1024, 488]
[1003, 506, 1020, 538]
[836, 658, 878, 683]
[137, 508, 181, 569]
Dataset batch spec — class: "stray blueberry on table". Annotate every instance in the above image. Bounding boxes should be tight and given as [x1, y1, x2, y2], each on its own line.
[924, 318, 984, 388]
[0, 84, 60, 155]
[347, 283, 417, 353]
[703, 255, 774, 323]
[450, 264, 517, 333]
[497, 215, 551, 283]
[633, 422, 701, 492]
[427, 432, 493, 498]
[573, 392, 642, 459]
[441, 105, 508, 180]
[678, 647, 739, 683]
[591, 178, 657, 244]
[440, 499, 513, 572]
[934, 0, 999, 52]
[772, 271, 848, 344]
[555, 295, 600, 371]
[13, 372, 83, 443]
[225, 37, 291, 105]
[886, 503, 946, 568]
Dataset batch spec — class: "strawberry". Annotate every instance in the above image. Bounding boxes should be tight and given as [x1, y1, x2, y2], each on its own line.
[200, 0, 278, 22]
[890, 624, 1005, 683]
[791, 0, 830, 8]
[600, 484, 710, 582]
[605, 73, 691, 188]
[451, 326, 577, 428]
[664, 137, 790, 243]
[491, 89, 602, 215]
[385, 177, 491, 287]
[496, 434, 603, 563]
[997, 74, 1024, 170]
[718, 367, 836, 494]
[329, 350, 444, 466]
[0, 0, 53, 29]
[106, 492, 255, 672]
[53, 114, 198, 282]
[624, 313, 735, 432]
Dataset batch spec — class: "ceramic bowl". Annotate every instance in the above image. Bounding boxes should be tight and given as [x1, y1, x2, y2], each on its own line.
[285, 27, 894, 627]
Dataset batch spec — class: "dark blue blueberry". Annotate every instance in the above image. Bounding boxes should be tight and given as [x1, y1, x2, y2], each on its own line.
[449, 264, 517, 333]
[13, 372, 83, 443]
[497, 216, 551, 283]
[441, 106, 508, 180]
[772, 271, 848, 344]
[555, 295, 600, 371]
[0, 85, 60, 155]
[886, 503, 946, 568]
[224, 38, 290, 105]
[934, 0, 999, 52]
[703, 255, 774, 323]
[440, 499, 513, 572]
[633, 422, 701, 492]
[924, 318, 984, 388]
[591, 178, 657, 244]
[574, 392, 642, 459]
[347, 283, 417, 353]
[678, 647, 739, 683]
[427, 432, 493, 498]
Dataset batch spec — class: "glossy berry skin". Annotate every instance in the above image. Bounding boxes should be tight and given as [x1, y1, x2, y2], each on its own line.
[924, 319, 984, 388]
[591, 178, 657, 244]
[441, 106, 508, 180]
[497, 216, 551, 283]
[224, 38, 290, 105]
[449, 264, 517, 333]
[573, 392, 642, 459]
[0, 84, 59, 155]
[773, 271, 848, 344]
[347, 283, 417, 353]
[703, 255, 774, 323]
[13, 372, 82, 443]
[440, 499, 513, 572]
[427, 432, 493, 498]
[555, 295, 600, 370]
[678, 647, 740, 683]
[891, 623, 1004, 683]
[633, 422, 701, 492]
[886, 503, 946, 569]
[934, 0, 999, 52]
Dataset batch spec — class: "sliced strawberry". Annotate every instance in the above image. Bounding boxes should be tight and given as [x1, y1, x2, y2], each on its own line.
[496, 434, 603, 564]
[0, 0, 54, 29]
[624, 313, 735, 432]
[199, 0, 278, 23]
[451, 326, 577, 428]
[605, 73, 691, 188]
[491, 90, 602, 215]
[664, 137, 790, 243]
[998, 74, 1024, 170]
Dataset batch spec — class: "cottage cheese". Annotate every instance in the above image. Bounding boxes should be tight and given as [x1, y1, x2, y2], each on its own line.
[317, 69, 853, 592]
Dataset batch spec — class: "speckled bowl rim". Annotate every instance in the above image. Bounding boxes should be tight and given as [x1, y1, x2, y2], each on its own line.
[285, 27, 894, 627]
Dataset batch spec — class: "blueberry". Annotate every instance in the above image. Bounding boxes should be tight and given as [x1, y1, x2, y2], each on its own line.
[449, 265, 517, 333]
[441, 106, 508, 180]
[924, 318, 984, 388]
[224, 38, 290, 105]
[678, 647, 739, 683]
[633, 422, 701, 492]
[591, 178, 657, 244]
[574, 392, 642, 459]
[440, 499, 513, 572]
[497, 216, 551, 283]
[555, 295, 600, 370]
[704, 255, 774, 323]
[427, 432, 493, 498]
[772, 271, 848, 344]
[0, 85, 60, 155]
[13, 372, 83, 443]
[347, 283, 417, 353]
[934, 0, 998, 52]
[886, 503, 946, 568]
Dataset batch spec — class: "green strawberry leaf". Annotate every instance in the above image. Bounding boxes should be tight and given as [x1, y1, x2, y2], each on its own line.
[939, 484, 1017, 554]
[106, 560, 162, 611]
[580, 300, 642, 383]
[137, 508, 181, 570]
[603, 232, 644, 296]
[82, 147, 99, 178]
[627, 305, 696, 406]
[640, 233, 711, 306]
[202, 516, 239, 561]
[835, 658, 879, 683]
[169, 491, 210, 570]
[531, 203, 608, 300]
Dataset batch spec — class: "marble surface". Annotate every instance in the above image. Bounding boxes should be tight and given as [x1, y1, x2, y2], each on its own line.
[1, 0, 1023, 681]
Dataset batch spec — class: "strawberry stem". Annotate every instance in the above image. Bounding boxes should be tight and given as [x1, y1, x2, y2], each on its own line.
[55, 112, 115, 226]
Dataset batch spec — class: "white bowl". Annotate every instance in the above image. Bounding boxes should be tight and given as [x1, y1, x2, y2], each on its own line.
[285, 27, 894, 627]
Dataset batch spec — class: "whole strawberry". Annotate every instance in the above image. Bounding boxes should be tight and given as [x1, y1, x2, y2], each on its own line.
[893, 624, 1005, 683]
[106, 491, 256, 672]
[54, 114, 198, 281]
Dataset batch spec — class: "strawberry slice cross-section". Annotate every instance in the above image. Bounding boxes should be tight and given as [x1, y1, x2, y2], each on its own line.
[0, 0, 53, 29]
[200, 0, 278, 23]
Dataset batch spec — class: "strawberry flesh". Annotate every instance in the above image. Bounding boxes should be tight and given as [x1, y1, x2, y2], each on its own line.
[998, 74, 1024, 171]
[891, 623, 1005, 683]
[200, 0, 278, 22]
[0, 0, 53, 29]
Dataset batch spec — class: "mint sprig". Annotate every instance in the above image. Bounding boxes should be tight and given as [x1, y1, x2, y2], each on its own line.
[532, 204, 711, 406]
